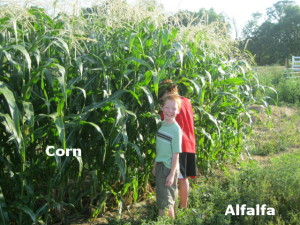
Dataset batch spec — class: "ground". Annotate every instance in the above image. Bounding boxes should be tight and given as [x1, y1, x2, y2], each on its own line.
[70, 105, 299, 225]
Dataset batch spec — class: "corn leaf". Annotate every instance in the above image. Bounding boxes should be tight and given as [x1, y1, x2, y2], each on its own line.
[0, 186, 9, 225]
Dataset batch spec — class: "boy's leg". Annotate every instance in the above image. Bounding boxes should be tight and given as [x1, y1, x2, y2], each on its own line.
[179, 153, 189, 208]
[178, 153, 196, 208]
[179, 178, 189, 208]
[158, 209, 165, 217]
[159, 207, 175, 218]
[168, 207, 175, 218]
[156, 163, 178, 218]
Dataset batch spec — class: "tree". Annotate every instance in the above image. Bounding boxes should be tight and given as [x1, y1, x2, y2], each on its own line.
[242, 0, 300, 65]
[170, 8, 231, 35]
[266, 0, 296, 22]
[242, 12, 262, 39]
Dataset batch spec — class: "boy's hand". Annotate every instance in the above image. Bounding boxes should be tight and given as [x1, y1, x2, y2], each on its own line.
[152, 166, 156, 176]
[165, 173, 175, 186]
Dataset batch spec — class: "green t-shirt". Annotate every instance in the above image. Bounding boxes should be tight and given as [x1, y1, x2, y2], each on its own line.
[155, 121, 182, 169]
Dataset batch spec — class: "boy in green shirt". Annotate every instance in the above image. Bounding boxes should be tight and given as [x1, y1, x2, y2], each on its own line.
[152, 94, 182, 218]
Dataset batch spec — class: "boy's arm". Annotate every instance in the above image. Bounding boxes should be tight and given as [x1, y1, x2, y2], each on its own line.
[165, 153, 179, 186]
[152, 161, 157, 176]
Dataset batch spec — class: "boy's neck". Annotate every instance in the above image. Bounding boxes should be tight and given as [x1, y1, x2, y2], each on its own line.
[164, 119, 176, 124]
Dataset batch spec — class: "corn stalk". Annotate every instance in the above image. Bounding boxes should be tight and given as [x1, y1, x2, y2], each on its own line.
[0, 1, 271, 223]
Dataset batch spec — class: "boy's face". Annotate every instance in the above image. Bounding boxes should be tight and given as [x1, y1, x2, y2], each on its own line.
[162, 99, 179, 123]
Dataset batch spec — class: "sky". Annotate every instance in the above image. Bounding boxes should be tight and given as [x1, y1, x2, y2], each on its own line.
[143, 0, 300, 36]
[158, 0, 278, 27]
[3, 0, 300, 36]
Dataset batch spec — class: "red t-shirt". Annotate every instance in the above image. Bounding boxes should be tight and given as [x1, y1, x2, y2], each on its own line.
[161, 97, 196, 153]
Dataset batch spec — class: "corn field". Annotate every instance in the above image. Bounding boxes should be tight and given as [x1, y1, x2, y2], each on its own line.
[0, 1, 271, 224]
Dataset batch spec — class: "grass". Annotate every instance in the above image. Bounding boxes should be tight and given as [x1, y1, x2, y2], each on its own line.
[253, 65, 300, 106]
[248, 106, 300, 156]
[71, 103, 300, 224]
[77, 153, 300, 225]
[77, 62, 300, 223]
[248, 65, 300, 156]
[184, 152, 300, 225]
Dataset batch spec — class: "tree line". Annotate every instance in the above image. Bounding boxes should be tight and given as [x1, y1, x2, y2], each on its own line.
[241, 0, 300, 65]
[173, 0, 300, 66]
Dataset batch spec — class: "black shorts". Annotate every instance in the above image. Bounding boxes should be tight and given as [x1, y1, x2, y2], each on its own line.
[179, 152, 197, 179]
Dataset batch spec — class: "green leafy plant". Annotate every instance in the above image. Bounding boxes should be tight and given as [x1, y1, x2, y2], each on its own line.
[174, 152, 300, 225]
[0, 1, 270, 223]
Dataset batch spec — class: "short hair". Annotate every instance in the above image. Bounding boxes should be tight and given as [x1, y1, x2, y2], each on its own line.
[162, 94, 182, 110]
[159, 79, 178, 98]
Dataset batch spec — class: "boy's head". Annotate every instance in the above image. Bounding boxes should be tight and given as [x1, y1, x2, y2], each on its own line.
[162, 94, 181, 122]
[162, 94, 182, 110]
[159, 80, 179, 100]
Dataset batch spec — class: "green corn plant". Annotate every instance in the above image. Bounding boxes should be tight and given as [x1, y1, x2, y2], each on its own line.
[0, 1, 273, 223]
[0, 176, 9, 224]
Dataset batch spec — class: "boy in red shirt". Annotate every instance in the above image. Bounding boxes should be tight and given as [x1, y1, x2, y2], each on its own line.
[159, 80, 197, 208]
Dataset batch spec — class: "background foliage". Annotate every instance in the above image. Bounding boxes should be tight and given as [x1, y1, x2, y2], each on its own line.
[242, 0, 300, 65]
[0, 0, 270, 224]
[253, 66, 300, 105]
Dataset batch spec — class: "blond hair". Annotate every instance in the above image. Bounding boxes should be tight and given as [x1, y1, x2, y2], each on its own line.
[162, 94, 182, 110]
